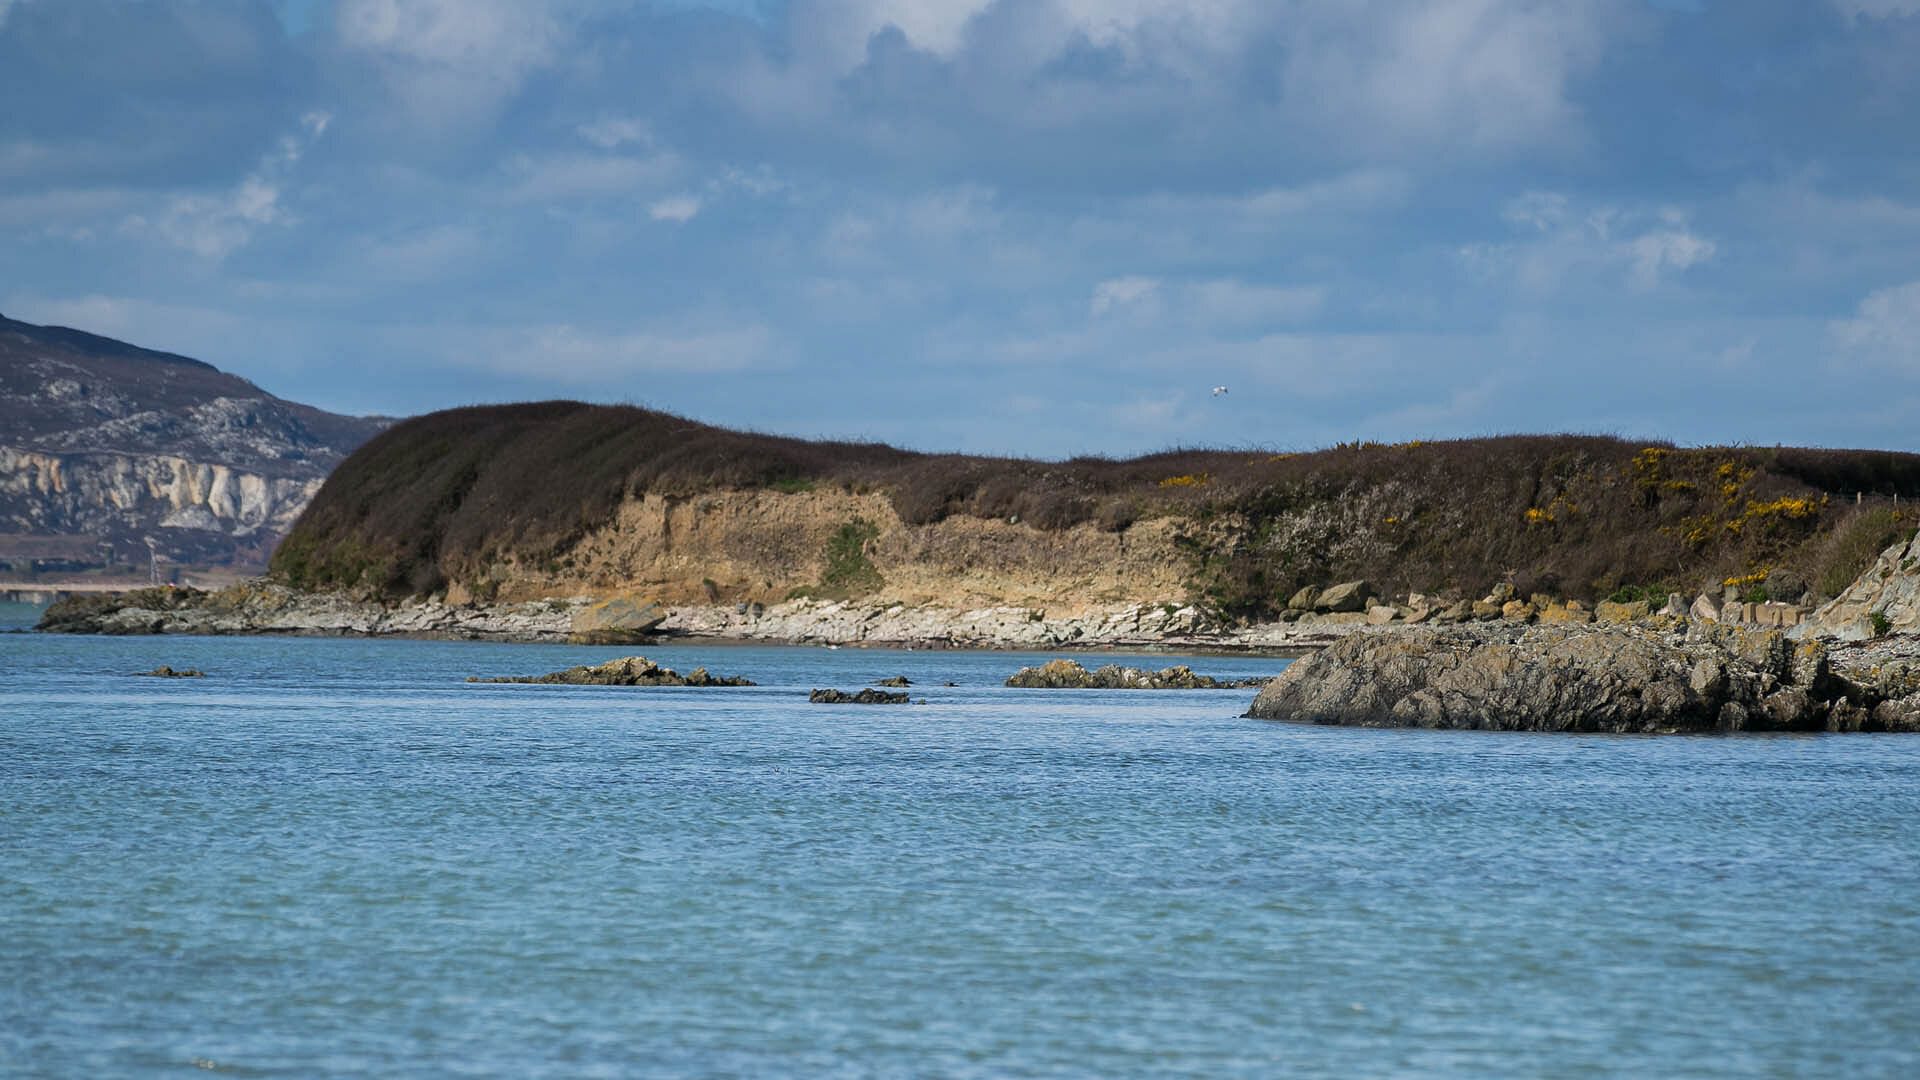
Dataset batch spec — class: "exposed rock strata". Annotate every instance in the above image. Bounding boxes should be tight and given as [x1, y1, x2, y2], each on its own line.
[1, 312, 385, 570]
[1005, 658, 1269, 689]
[1802, 529, 1920, 640]
[1247, 623, 1918, 733]
[468, 656, 752, 686]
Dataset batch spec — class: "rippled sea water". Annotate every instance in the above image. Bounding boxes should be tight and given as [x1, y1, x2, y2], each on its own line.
[4, 623, 1919, 1077]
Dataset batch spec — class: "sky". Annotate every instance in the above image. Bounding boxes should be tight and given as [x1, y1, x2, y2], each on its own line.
[2, 0, 1918, 457]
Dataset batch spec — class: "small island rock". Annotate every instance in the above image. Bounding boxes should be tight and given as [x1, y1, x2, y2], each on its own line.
[810, 688, 911, 704]
[469, 656, 752, 686]
[1005, 658, 1268, 690]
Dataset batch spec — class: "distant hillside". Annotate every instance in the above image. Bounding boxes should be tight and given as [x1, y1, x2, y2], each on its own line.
[0, 312, 389, 575]
[271, 402, 1920, 617]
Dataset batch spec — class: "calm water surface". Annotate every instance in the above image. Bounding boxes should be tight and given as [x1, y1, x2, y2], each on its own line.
[4, 628, 1919, 1077]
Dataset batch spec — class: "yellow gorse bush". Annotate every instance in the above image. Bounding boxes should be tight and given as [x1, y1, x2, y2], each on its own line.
[1159, 473, 1210, 488]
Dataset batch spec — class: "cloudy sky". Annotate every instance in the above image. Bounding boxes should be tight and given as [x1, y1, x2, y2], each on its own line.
[2, 0, 1918, 456]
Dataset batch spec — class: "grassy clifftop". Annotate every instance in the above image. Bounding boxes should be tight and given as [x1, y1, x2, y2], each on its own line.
[270, 401, 1920, 615]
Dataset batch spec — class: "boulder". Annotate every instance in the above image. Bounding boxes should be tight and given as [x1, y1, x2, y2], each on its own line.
[1315, 581, 1373, 613]
[1595, 599, 1651, 623]
[1484, 582, 1517, 604]
[1437, 600, 1475, 624]
[1365, 605, 1399, 626]
[1287, 585, 1319, 611]
[1537, 602, 1591, 624]
[1470, 600, 1504, 621]
[1660, 594, 1689, 618]
[1690, 594, 1721, 623]
[469, 655, 752, 686]
[1500, 600, 1537, 623]
[1245, 624, 1902, 733]
[1403, 605, 1435, 625]
[568, 597, 666, 644]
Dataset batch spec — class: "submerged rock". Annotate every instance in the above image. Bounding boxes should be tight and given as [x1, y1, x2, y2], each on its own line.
[873, 676, 913, 687]
[1005, 658, 1268, 689]
[809, 688, 911, 704]
[136, 665, 205, 678]
[1246, 623, 1919, 733]
[468, 656, 752, 686]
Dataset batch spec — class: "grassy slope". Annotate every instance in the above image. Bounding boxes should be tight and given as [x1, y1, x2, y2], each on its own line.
[271, 402, 1920, 615]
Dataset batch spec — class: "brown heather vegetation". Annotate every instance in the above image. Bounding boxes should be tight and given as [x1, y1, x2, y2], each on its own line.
[271, 402, 1920, 616]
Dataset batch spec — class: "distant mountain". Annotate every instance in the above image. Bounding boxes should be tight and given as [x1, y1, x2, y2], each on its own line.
[0, 312, 389, 577]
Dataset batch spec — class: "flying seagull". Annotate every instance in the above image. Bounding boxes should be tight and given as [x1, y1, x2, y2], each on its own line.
[1211, 385, 1229, 397]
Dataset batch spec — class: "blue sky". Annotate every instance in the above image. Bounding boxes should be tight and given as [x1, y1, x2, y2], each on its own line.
[2, 0, 1918, 456]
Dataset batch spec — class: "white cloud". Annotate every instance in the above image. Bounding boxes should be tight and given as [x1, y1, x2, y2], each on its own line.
[504, 152, 681, 203]
[1090, 276, 1161, 316]
[577, 115, 652, 150]
[742, 2, 1622, 159]
[649, 195, 702, 223]
[1831, 0, 1920, 18]
[334, 0, 564, 126]
[1237, 170, 1412, 218]
[1832, 281, 1920, 367]
[1464, 192, 1716, 293]
[818, 0, 1256, 61]
[1285, 0, 1619, 153]
[1624, 227, 1716, 290]
[128, 111, 331, 259]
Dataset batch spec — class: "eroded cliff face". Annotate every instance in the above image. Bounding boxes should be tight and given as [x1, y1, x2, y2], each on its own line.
[0, 311, 386, 569]
[470, 489, 1195, 614]
[0, 447, 321, 536]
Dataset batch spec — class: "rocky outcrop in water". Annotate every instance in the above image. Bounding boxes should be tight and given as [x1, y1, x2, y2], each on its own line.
[468, 656, 752, 686]
[1005, 658, 1269, 690]
[1247, 622, 1918, 733]
[809, 688, 911, 704]
[136, 666, 204, 678]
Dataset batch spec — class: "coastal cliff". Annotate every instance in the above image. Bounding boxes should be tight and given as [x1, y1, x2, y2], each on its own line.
[0, 312, 387, 573]
[269, 402, 1920, 626]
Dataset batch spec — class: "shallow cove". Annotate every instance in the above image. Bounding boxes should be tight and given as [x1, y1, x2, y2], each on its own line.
[5, 634, 1919, 1076]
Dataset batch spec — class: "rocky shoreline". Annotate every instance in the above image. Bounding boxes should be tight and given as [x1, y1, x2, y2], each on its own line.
[32, 580, 1361, 652]
[33, 578, 1920, 661]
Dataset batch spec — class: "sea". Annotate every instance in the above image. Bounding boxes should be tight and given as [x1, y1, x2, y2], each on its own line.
[5, 599, 1920, 1077]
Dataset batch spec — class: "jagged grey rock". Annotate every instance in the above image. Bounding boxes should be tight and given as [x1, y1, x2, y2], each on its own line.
[809, 688, 910, 704]
[1246, 623, 1917, 733]
[1803, 529, 1920, 639]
